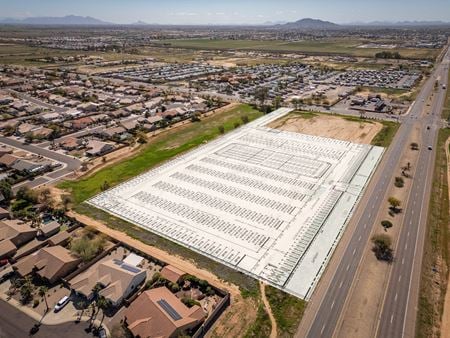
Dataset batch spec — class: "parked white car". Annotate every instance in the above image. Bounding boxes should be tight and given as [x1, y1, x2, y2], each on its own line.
[54, 295, 70, 312]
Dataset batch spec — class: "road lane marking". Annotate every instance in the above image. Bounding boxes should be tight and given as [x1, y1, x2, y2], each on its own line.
[321, 324, 326, 335]
[399, 275, 402, 282]
[395, 293, 398, 302]
[402, 258, 405, 265]
[391, 314, 394, 324]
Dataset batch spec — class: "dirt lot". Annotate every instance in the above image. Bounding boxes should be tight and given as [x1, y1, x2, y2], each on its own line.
[268, 113, 383, 144]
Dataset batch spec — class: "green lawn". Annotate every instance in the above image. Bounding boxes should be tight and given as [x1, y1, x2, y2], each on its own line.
[156, 38, 440, 60]
[370, 120, 400, 147]
[59, 104, 263, 204]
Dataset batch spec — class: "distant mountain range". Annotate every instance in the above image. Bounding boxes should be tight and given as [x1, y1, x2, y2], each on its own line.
[0, 15, 113, 25]
[352, 20, 450, 27]
[0, 15, 448, 27]
[279, 18, 341, 29]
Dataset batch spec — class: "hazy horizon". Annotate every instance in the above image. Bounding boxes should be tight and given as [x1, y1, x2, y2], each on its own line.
[1, 0, 449, 25]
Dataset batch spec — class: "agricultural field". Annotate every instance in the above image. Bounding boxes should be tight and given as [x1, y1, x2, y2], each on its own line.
[156, 38, 440, 59]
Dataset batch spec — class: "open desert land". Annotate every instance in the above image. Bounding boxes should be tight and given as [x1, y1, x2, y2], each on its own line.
[267, 112, 383, 144]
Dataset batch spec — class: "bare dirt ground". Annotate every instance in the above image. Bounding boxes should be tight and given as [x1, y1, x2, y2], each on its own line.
[260, 282, 277, 338]
[440, 137, 450, 338]
[268, 114, 382, 144]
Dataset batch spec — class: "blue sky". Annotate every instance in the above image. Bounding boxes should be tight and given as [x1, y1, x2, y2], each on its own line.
[1, 0, 449, 24]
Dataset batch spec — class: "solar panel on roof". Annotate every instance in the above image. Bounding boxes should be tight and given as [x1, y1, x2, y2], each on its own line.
[120, 264, 141, 274]
[157, 299, 182, 321]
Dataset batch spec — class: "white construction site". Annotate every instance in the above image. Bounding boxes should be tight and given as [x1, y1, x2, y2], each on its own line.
[88, 108, 384, 299]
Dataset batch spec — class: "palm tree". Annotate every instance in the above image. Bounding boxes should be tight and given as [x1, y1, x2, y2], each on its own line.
[77, 299, 88, 321]
[31, 213, 42, 235]
[19, 276, 34, 304]
[96, 296, 111, 327]
[88, 283, 103, 327]
[38, 286, 49, 312]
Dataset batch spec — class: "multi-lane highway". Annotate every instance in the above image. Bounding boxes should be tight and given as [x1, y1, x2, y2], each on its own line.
[376, 49, 449, 338]
[298, 45, 449, 338]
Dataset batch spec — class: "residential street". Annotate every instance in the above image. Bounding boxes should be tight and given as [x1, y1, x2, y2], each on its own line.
[0, 299, 92, 338]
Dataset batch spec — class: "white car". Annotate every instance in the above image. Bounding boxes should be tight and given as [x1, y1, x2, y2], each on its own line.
[54, 295, 70, 312]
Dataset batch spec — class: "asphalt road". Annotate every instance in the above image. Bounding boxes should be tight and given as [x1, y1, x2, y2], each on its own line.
[0, 299, 91, 338]
[7, 89, 68, 114]
[0, 136, 81, 188]
[300, 46, 449, 338]
[376, 50, 450, 338]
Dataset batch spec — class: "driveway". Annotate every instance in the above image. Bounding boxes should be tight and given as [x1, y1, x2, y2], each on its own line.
[0, 299, 93, 338]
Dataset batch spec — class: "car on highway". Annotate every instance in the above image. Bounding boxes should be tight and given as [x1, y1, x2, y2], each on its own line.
[54, 295, 70, 312]
[428, 146, 433, 150]
[427, 126, 430, 130]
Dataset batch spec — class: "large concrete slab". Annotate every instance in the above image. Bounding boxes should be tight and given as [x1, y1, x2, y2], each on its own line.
[88, 108, 383, 299]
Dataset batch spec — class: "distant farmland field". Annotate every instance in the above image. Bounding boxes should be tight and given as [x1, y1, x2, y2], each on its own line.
[155, 38, 440, 59]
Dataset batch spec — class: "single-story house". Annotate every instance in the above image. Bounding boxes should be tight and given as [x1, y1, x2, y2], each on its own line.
[0, 220, 37, 247]
[124, 286, 205, 338]
[71, 117, 94, 130]
[14, 246, 80, 284]
[11, 159, 45, 174]
[85, 140, 115, 157]
[0, 154, 19, 168]
[70, 258, 146, 306]
[59, 137, 83, 151]
[101, 126, 127, 139]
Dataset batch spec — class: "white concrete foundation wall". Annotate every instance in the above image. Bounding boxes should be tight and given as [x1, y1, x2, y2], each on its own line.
[88, 108, 384, 299]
